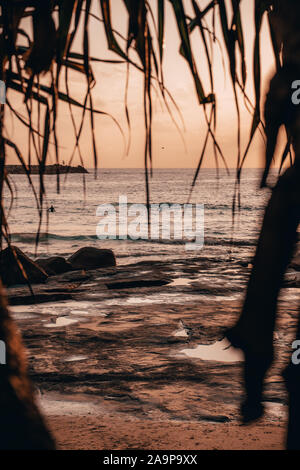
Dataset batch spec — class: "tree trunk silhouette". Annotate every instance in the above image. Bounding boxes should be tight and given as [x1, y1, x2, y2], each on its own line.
[0, 280, 55, 449]
[226, 164, 300, 427]
[226, 0, 300, 449]
[0, 50, 54, 447]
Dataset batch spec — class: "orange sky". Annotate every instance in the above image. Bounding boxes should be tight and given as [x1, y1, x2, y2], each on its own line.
[5, 0, 285, 169]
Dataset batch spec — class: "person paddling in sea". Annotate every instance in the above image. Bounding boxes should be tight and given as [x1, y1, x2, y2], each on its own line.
[48, 205, 55, 213]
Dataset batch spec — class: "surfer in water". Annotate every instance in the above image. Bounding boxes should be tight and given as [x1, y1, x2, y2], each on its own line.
[48, 205, 55, 213]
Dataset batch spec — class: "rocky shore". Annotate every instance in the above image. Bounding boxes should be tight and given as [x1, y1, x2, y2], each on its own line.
[2, 244, 300, 449]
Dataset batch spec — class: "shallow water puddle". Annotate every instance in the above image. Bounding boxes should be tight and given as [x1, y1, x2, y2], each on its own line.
[168, 278, 192, 287]
[64, 355, 88, 362]
[10, 305, 31, 312]
[173, 328, 189, 338]
[11, 312, 38, 320]
[43, 301, 91, 311]
[40, 301, 107, 318]
[180, 338, 244, 363]
[103, 292, 199, 306]
[69, 309, 90, 315]
[172, 320, 190, 337]
[264, 401, 287, 420]
[37, 394, 104, 416]
[44, 316, 80, 328]
[71, 309, 106, 316]
[36, 301, 88, 311]
[12, 300, 107, 319]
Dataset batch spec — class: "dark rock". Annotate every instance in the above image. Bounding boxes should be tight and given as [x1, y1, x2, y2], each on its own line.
[197, 414, 231, 423]
[9, 293, 72, 306]
[68, 247, 116, 270]
[0, 246, 48, 286]
[58, 271, 91, 282]
[35, 256, 73, 275]
[106, 279, 169, 289]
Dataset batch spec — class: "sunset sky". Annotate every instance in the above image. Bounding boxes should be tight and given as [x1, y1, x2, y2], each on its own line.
[6, 0, 284, 169]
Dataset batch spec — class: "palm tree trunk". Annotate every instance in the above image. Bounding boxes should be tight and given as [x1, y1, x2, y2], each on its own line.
[226, 164, 300, 424]
[225, 0, 300, 444]
[0, 51, 54, 446]
[0, 279, 55, 449]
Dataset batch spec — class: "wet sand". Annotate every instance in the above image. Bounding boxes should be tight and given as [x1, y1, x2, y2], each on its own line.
[9, 261, 299, 450]
[47, 415, 286, 450]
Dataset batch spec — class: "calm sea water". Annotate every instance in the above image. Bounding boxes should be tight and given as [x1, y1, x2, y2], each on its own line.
[5, 168, 270, 259]
[4, 168, 285, 300]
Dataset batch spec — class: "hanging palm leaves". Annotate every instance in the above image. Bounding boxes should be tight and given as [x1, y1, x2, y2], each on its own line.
[0, 0, 292, 243]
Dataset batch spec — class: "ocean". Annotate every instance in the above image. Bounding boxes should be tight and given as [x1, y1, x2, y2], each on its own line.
[5, 167, 290, 303]
[6, 168, 269, 254]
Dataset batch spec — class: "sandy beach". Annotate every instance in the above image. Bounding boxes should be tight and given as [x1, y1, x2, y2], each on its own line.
[47, 415, 286, 450]
[9, 257, 297, 451]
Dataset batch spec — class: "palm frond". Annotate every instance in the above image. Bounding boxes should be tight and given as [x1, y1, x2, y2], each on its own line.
[0, 0, 292, 249]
